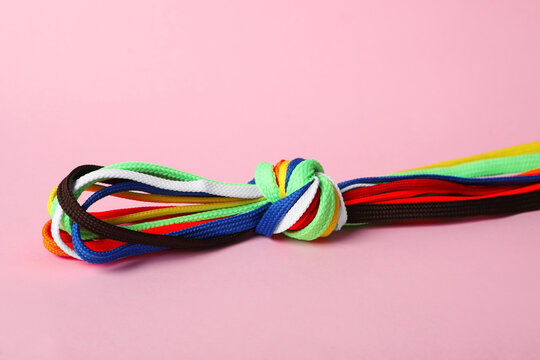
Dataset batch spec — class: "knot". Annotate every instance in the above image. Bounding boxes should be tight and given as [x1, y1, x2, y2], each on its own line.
[254, 158, 347, 240]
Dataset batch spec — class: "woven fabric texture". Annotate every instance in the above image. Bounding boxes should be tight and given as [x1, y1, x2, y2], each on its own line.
[43, 141, 540, 264]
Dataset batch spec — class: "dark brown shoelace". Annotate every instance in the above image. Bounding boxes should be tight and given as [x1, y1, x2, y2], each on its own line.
[56, 165, 540, 249]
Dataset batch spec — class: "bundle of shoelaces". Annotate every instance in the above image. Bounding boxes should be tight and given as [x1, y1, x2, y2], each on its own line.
[43, 142, 540, 264]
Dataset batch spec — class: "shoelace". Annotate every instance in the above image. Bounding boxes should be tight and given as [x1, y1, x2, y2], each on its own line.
[43, 141, 540, 264]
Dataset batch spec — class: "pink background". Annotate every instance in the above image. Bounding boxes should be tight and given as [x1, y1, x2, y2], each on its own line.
[1, 0, 540, 358]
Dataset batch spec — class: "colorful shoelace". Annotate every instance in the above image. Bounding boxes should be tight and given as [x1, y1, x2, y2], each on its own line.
[43, 141, 540, 264]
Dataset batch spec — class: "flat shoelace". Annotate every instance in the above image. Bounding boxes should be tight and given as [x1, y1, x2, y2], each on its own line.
[43, 141, 540, 264]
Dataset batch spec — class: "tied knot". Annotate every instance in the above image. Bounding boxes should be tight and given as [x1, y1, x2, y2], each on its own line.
[254, 158, 347, 240]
